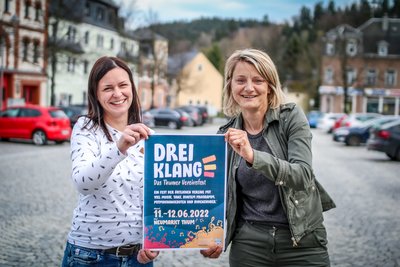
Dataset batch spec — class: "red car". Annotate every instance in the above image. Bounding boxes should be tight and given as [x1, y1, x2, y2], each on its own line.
[0, 104, 72, 145]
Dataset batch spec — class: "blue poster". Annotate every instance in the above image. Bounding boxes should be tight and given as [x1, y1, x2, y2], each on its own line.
[143, 134, 227, 250]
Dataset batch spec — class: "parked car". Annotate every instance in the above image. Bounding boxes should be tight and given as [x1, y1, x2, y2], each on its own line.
[0, 104, 72, 145]
[331, 114, 348, 133]
[317, 113, 346, 133]
[147, 108, 187, 129]
[178, 105, 203, 126]
[142, 110, 155, 127]
[333, 116, 398, 146]
[175, 108, 194, 127]
[307, 111, 324, 128]
[195, 105, 209, 124]
[58, 105, 87, 128]
[339, 113, 382, 128]
[367, 119, 400, 161]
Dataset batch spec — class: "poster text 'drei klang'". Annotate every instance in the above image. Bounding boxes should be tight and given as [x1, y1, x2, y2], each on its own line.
[143, 134, 227, 250]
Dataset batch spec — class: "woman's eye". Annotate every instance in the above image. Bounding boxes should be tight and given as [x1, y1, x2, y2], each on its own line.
[254, 79, 264, 84]
[235, 79, 245, 84]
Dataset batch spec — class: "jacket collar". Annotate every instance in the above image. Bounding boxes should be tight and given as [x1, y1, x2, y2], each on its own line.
[232, 106, 281, 130]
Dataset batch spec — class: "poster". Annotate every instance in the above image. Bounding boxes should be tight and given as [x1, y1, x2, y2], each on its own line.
[143, 134, 227, 250]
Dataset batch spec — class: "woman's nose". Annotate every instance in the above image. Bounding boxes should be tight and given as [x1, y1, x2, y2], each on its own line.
[113, 87, 123, 96]
[244, 81, 253, 91]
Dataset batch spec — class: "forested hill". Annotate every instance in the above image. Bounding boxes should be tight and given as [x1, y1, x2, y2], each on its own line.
[138, 0, 400, 95]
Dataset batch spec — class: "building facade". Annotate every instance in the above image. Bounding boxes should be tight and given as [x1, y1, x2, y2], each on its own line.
[0, 0, 48, 109]
[319, 16, 400, 115]
[48, 0, 140, 106]
[167, 51, 223, 116]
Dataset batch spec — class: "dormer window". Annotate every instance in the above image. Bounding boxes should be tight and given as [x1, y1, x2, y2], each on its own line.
[378, 41, 388, 56]
[326, 42, 335, 56]
[346, 39, 357, 56]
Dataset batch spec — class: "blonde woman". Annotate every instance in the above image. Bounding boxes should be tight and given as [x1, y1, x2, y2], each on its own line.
[216, 49, 335, 266]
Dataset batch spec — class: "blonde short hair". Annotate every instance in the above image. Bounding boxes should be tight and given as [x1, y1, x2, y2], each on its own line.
[222, 48, 286, 117]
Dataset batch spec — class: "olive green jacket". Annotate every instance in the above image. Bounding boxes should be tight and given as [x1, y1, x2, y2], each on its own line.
[218, 103, 336, 248]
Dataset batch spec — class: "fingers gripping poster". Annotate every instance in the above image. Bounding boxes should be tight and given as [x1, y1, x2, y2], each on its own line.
[143, 134, 227, 250]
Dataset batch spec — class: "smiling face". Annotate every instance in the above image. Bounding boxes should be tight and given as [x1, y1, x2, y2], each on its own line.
[231, 61, 270, 114]
[97, 67, 133, 124]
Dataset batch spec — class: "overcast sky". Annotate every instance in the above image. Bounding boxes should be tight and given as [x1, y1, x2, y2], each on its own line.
[120, 0, 354, 27]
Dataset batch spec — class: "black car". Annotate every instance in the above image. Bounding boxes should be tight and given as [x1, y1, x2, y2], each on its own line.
[147, 108, 186, 129]
[58, 105, 87, 128]
[332, 116, 398, 146]
[178, 105, 203, 126]
[195, 105, 209, 124]
[367, 119, 400, 160]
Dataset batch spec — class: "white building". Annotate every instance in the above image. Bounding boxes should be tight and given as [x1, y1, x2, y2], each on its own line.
[48, 0, 139, 106]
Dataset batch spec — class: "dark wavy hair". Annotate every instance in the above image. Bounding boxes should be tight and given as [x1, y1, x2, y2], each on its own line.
[83, 56, 142, 142]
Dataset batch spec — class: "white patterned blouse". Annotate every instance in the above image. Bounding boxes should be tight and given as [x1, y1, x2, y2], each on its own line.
[67, 117, 145, 249]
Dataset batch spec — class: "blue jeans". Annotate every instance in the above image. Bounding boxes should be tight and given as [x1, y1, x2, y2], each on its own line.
[62, 242, 153, 267]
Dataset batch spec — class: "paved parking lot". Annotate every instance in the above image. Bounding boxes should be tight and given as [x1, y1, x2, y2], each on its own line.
[0, 125, 399, 266]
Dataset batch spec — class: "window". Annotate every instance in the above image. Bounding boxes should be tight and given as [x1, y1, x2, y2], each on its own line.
[110, 38, 114, 50]
[324, 68, 334, 84]
[24, 0, 31, 18]
[378, 41, 388, 56]
[4, 0, 11, 13]
[67, 26, 76, 43]
[84, 31, 89, 45]
[85, 2, 91, 16]
[121, 41, 126, 52]
[385, 70, 396, 86]
[346, 39, 357, 56]
[34, 1, 42, 21]
[83, 60, 89, 74]
[20, 108, 40, 117]
[67, 57, 76, 73]
[366, 69, 377, 86]
[22, 38, 30, 61]
[346, 68, 357, 85]
[197, 64, 203, 71]
[96, 7, 104, 21]
[33, 40, 40, 63]
[326, 42, 335, 55]
[96, 34, 104, 48]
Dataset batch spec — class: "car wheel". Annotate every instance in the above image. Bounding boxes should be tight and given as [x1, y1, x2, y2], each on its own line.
[168, 121, 178, 129]
[395, 148, 400, 161]
[346, 135, 361, 146]
[55, 141, 65, 145]
[32, 130, 47, 145]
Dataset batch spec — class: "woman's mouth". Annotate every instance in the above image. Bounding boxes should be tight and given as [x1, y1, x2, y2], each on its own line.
[111, 99, 126, 105]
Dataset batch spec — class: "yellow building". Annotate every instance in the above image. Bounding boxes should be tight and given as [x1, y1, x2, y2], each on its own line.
[168, 51, 223, 116]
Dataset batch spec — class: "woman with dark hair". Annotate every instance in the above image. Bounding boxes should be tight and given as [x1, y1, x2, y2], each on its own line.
[61, 56, 158, 266]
